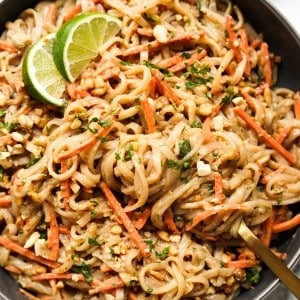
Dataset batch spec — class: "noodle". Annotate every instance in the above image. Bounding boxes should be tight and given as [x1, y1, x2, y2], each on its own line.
[0, 0, 299, 299]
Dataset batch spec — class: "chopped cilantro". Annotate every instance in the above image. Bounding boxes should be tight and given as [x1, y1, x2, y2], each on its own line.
[72, 262, 93, 283]
[246, 266, 260, 285]
[155, 246, 170, 260]
[178, 139, 191, 159]
[124, 144, 133, 161]
[115, 152, 121, 161]
[27, 157, 40, 168]
[88, 237, 100, 246]
[166, 159, 180, 170]
[181, 52, 191, 58]
[0, 110, 6, 117]
[120, 60, 133, 66]
[144, 13, 158, 23]
[143, 60, 173, 77]
[190, 120, 202, 128]
[221, 87, 236, 104]
[144, 239, 154, 252]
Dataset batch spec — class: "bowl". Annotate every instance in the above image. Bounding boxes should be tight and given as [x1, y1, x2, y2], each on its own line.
[0, 0, 299, 299]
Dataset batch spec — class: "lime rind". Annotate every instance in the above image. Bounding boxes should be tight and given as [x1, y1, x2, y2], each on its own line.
[53, 13, 121, 83]
[22, 34, 66, 107]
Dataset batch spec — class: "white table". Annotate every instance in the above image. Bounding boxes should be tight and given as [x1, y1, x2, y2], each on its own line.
[267, 0, 300, 35]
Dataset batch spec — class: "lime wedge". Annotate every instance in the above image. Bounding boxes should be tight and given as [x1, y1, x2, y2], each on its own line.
[22, 34, 67, 106]
[53, 13, 121, 83]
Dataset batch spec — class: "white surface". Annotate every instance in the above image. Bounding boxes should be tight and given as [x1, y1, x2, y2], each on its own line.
[267, 0, 300, 35]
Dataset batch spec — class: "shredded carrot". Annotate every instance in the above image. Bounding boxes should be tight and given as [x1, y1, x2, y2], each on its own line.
[214, 172, 224, 203]
[153, 70, 181, 106]
[0, 40, 18, 53]
[260, 209, 275, 247]
[164, 208, 180, 234]
[140, 97, 156, 133]
[59, 123, 113, 160]
[64, 4, 81, 22]
[272, 214, 300, 233]
[234, 107, 296, 164]
[67, 83, 90, 100]
[202, 117, 213, 143]
[159, 55, 183, 69]
[44, 202, 60, 262]
[225, 15, 241, 61]
[260, 42, 272, 86]
[137, 27, 153, 37]
[275, 127, 292, 145]
[128, 291, 139, 300]
[32, 273, 82, 281]
[293, 92, 300, 119]
[59, 226, 70, 235]
[168, 49, 207, 73]
[60, 159, 71, 210]
[238, 29, 251, 76]
[89, 276, 124, 295]
[0, 194, 12, 207]
[20, 289, 41, 300]
[186, 210, 217, 231]
[45, 3, 57, 24]
[0, 236, 60, 269]
[122, 32, 198, 57]
[100, 263, 113, 273]
[133, 208, 151, 230]
[225, 62, 236, 75]
[186, 204, 244, 231]
[240, 90, 256, 111]
[149, 76, 157, 98]
[226, 259, 256, 269]
[5, 264, 22, 274]
[99, 182, 150, 257]
[261, 166, 284, 185]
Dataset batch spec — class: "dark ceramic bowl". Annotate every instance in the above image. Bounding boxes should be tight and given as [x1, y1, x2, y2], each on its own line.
[0, 1, 299, 299]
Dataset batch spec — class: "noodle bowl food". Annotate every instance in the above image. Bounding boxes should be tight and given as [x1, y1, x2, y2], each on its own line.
[0, 0, 299, 299]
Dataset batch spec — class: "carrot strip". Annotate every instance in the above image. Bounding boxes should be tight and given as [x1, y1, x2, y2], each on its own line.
[272, 214, 300, 233]
[128, 291, 139, 300]
[100, 263, 113, 273]
[234, 107, 295, 164]
[294, 92, 300, 119]
[5, 264, 22, 274]
[32, 273, 82, 281]
[153, 70, 181, 106]
[260, 209, 275, 247]
[0, 40, 18, 53]
[0, 194, 12, 207]
[89, 276, 124, 295]
[121, 32, 199, 57]
[168, 49, 207, 73]
[185, 210, 217, 231]
[260, 42, 272, 86]
[202, 117, 213, 143]
[238, 29, 251, 76]
[59, 123, 113, 160]
[226, 259, 256, 269]
[0, 236, 60, 269]
[240, 90, 256, 111]
[134, 208, 151, 230]
[186, 204, 244, 231]
[275, 127, 292, 145]
[149, 76, 157, 98]
[140, 97, 156, 133]
[159, 55, 183, 69]
[261, 166, 284, 185]
[44, 202, 59, 262]
[214, 172, 224, 203]
[164, 209, 180, 234]
[60, 159, 71, 210]
[45, 3, 57, 24]
[225, 15, 241, 61]
[58, 226, 70, 235]
[99, 182, 150, 257]
[64, 4, 81, 22]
